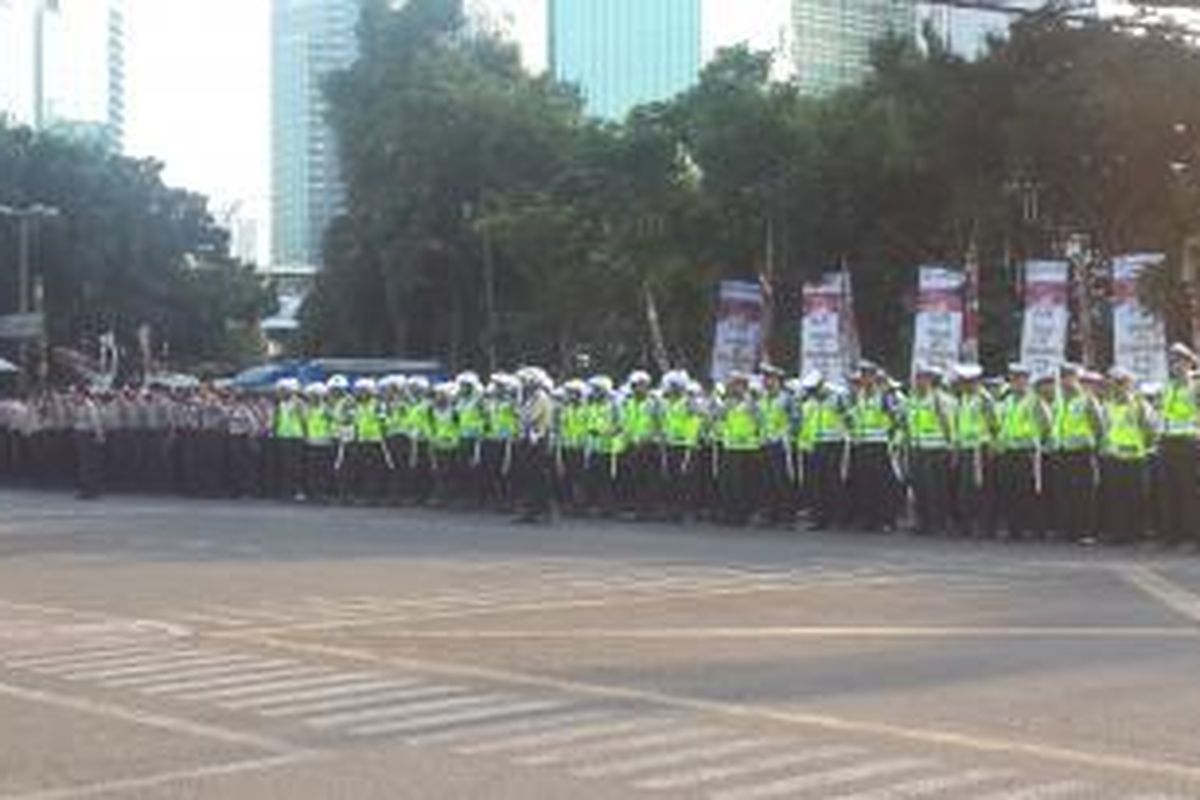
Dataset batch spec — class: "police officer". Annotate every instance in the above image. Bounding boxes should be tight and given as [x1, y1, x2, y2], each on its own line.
[455, 372, 487, 506]
[555, 379, 591, 513]
[271, 378, 306, 500]
[585, 375, 622, 516]
[660, 371, 704, 522]
[620, 371, 660, 519]
[1052, 364, 1102, 543]
[1158, 343, 1199, 547]
[481, 374, 519, 510]
[995, 364, 1052, 540]
[302, 382, 335, 501]
[72, 385, 107, 500]
[717, 371, 763, 525]
[796, 372, 849, 531]
[515, 367, 554, 522]
[759, 365, 797, 525]
[1099, 368, 1154, 545]
[349, 378, 389, 504]
[951, 363, 997, 538]
[905, 363, 953, 536]
[847, 362, 899, 531]
[428, 382, 460, 507]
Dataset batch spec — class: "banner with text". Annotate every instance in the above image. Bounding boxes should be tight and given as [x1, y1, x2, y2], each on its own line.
[801, 272, 855, 382]
[1019, 260, 1070, 375]
[1112, 253, 1168, 384]
[912, 265, 965, 376]
[710, 280, 765, 382]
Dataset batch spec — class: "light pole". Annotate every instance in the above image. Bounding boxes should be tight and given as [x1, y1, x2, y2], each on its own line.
[0, 203, 61, 386]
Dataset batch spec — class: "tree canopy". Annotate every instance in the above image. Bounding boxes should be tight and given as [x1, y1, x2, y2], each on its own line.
[306, 0, 1200, 375]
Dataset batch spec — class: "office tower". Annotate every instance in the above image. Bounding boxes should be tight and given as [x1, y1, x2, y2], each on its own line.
[791, 0, 917, 95]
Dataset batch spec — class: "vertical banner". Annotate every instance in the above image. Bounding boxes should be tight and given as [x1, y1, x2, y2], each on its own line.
[1019, 260, 1070, 375]
[1112, 253, 1168, 384]
[710, 280, 764, 382]
[911, 265, 965, 376]
[801, 272, 853, 382]
[962, 242, 981, 363]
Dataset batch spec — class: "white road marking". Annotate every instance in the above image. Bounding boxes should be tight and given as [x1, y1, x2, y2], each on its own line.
[351, 698, 571, 737]
[106, 658, 286, 689]
[222, 676, 402, 710]
[60, 653, 252, 682]
[171, 667, 334, 700]
[1116, 566, 1200, 624]
[259, 682, 456, 718]
[972, 782, 1093, 800]
[0, 679, 298, 754]
[307, 691, 507, 730]
[633, 746, 868, 790]
[140, 666, 316, 697]
[184, 671, 380, 703]
[827, 768, 1018, 799]
[710, 758, 936, 800]
[573, 737, 771, 778]
[516, 726, 723, 766]
[457, 715, 673, 755]
[7, 646, 167, 671]
[0, 752, 320, 800]
[0, 639, 144, 663]
[408, 708, 616, 747]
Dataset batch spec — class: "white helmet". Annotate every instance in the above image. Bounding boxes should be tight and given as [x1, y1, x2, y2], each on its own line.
[434, 381, 458, 397]
[353, 377, 377, 393]
[304, 382, 328, 397]
[326, 374, 350, 391]
[588, 375, 614, 394]
[276, 377, 301, 393]
[407, 376, 431, 394]
[628, 370, 651, 386]
[456, 370, 482, 388]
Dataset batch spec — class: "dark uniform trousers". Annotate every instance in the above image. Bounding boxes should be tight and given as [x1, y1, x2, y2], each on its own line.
[227, 434, 260, 498]
[303, 443, 335, 501]
[909, 448, 951, 535]
[427, 446, 458, 506]
[1100, 456, 1146, 545]
[761, 442, 795, 523]
[1157, 438, 1197, 543]
[663, 446, 700, 521]
[74, 432, 104, 499]
[995, 449, 1042, 539]
[514, 440, 551, 521]
[849, 443, 893, 530]
[349, 441, 389, 502]
[719, 449, 761, 525]
[275, 438, 304, 499]
[384, 435, 411, 503]
[480, 439, 513, 509]
[620, 444, 658, 516]
[952, 449, 995, 537]
[1054, 449, 1097, 541]
[805, 442, 846, 530]
[556, 448, 588, 511]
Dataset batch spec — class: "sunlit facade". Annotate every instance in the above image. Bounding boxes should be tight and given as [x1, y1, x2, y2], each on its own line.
[549, 0, 702, 119]
[791, 0, 917, 95]
[271, 0, 359, 269]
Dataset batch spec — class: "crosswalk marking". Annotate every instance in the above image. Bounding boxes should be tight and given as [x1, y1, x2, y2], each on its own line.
[103, 656, 274, 687]
[826, 768, 1018, 799]
[2, 640, 143, 664]
[458, 716, 670, 755]
[972, 782, 1093, 800]
[516, 726, 724, 767]
[408, 709, 617, 747]
[62, 653, 251, 682]
[710, 758, 935, 800]
[152, 666, 326, 698]
[222, 677, 403, 710]
[259, 683, 457, 718]
[633, 747, 869, 791]
[572, 737, 771, 779]
[174, 671, 377, 702]
[307, 691, 507, 730]
[351, 698, 571, 737]
[173, 667, 336, 700]
[46, 650, 213, 679]
[13, 646, 174, 671]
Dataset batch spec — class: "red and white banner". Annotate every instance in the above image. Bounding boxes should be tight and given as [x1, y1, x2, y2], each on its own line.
[710, 280, 765, 382]
[1020, 260, 1070, 375]
[911, 265, 965, 376]
[801, 272, 856, 382]
[1112, 253, 1168, 384]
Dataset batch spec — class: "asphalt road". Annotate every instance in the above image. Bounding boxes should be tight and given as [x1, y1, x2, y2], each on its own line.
[1, 489, 1199, 799]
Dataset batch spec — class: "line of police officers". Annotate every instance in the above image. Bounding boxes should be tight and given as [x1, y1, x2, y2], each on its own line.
[1, 347, 1198, 544]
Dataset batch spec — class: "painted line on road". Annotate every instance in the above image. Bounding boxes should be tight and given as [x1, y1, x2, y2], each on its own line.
[572, 737, 771, 778]
[0, 752, 322, 800]
[307, 690, 504, 730]
[826, 767, 1017, 799]
[634, 746, 868, 790]
[1115, 566, 1200, 625]
[405, 707, 616, 747]
[344, 625, 1200, 641]
[0, 679, 299, 754]
[710, 757, 936, 800]
[350, 697, 571, 737]
[239, 634, 1200, 783]
[972, 780, 1093, 799]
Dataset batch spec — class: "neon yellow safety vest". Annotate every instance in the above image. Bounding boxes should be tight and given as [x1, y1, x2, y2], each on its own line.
[906, 394, 948, 449]
[621, 396, 656, 445]
[385, 400, 408, 437]
[1104, 399, 1148, 460]
[850, 394, 891, 444]
[588, 401, 624, 455]
[486, 400, 518, 440]
[797, 397, 847, 452]
[954, 394, 993, 449]
[663, 398, 702, 449]
[304, 404, 332, 444]
[405, 401, 433, 442]
[1055, 394, 1097, 451]
[430, 407, 459, 451]
[1162, 381, 1199, 438]
[762, 394, 791, 443]
[274, 401, 305, 440]
[354, 400, 384, 443]
[722, 402, 762, 451]
[998, 394, 1041, 450]
[457, 399, 486, 439]
[559, 404, 590, 450]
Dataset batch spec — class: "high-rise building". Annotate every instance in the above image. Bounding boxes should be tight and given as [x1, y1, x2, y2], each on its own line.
[919, 1, 1042, 59]
[271, 0, 359, 270]
[791, 0, 917, 95]
[548, 0, 702, 119]
[0, 0, 125, 148]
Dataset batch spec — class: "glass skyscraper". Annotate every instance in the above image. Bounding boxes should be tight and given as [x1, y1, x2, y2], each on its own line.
[791, 0, 917, 95]
[271, 0, 359, 269]
[549, 0, 702, 120]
